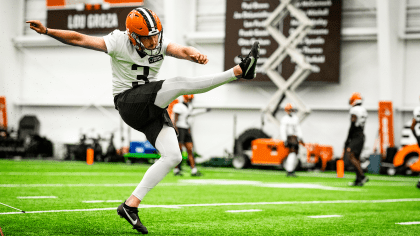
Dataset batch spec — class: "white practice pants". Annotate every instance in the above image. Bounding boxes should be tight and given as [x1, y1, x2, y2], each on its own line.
[132, 69, 237, 200]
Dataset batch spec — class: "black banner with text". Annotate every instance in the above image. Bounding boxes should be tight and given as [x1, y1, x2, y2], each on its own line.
[224, 0, 342, 83]
[47, 0, 143, 35]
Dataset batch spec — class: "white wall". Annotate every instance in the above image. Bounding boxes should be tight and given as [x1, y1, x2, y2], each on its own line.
[2, 0, 420, 160]
[0, 0, 24, 130]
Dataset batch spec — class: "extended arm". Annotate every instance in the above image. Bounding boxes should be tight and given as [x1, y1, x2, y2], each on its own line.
[166, 42, 208, 65]
[26, 20, 107, 53]
[174, 113, 180, 134]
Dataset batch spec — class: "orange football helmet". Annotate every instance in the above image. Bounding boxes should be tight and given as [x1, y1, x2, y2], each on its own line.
[126, 7, 163, 56]
[285, 103, 294, 113]
[349, 92, 362, 106]
[183, 95, 194, 102]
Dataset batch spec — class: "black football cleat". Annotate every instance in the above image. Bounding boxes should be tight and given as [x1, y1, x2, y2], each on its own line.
[358, 176, 369, 186]
[238, 41, 260, 80]
[416, 180, 420, 189]
[191, 171, 202, 177]
[117, 202, 148, 234]
[174, 171, 183, 176]
[348, 179, 360, 187]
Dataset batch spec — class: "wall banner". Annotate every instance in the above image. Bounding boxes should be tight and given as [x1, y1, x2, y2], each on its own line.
[224, 0, 342, 83]
[46, 0, 144, 35]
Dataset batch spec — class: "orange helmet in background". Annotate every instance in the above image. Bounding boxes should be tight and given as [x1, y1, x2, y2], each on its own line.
[349, 92, 362, 106]
[183, 94, 194, 102]
[285, 103, 294, 113]
[126, 7, 163, 55]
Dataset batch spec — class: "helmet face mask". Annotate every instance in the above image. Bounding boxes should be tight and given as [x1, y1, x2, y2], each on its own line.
[130, 31, 163, 56]
[126, 7, 163, 56]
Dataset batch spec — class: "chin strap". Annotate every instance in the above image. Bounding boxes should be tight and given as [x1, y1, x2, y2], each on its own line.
[136, 49, 147, 58]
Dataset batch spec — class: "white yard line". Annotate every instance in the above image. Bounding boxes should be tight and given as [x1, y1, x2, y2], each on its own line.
[2, 171, 418, 183]
[0, 183, 139, 187]
[17, 196, 57, 199]
[202, 168, 420, 182]
[0, 182, 359, 191]
[226, 209, 262, 213]
[178, 179, 361, 191]
[396, 222, 420, 225]
[1, 198, 420, 215]
[308, 215, 342, 218]
[1, 172, 140, 176]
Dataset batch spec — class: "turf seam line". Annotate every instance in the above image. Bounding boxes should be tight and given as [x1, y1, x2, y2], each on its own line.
[226, 209, 262, 213]
[17, 196, 57, 199]
[308, 215, 342, 218]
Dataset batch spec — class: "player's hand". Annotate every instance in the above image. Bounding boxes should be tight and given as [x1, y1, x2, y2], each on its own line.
[190, 53, 208, 65]
[26, 20, 47, 34]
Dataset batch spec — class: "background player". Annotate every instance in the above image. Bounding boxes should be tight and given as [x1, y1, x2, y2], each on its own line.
[172, 94, 202, 176]
[27, 7, 260, 234]
[345, 92, 369, 186]
[410, 101, 420, 189]
[280, 103, 304, 177]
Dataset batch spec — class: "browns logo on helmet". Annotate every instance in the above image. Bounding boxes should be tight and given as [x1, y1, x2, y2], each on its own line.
[126, 7, 163, 57]
[349, 92, 362, 106]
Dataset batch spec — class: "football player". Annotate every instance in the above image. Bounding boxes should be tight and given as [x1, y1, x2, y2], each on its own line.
[172, 94, 202, 176]
[410, 101, 420, 189]
[27, 7, 260, 234]
[345, 92, 369, 186]
[280, 103, 305, 177]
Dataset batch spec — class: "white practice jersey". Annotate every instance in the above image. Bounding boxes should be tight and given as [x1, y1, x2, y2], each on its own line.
[103, 30, 171, 96]
[350, 105, 368, 128]
[173, 102, 192, 129]
[414, 106, 420, 122]
[280, 114, 303, 141]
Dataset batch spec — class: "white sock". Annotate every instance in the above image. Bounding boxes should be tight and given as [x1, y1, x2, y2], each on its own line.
[191, 167, 197, 174]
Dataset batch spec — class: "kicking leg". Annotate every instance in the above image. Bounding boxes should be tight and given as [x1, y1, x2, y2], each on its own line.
[154, 41, 260, 108]
[154, 69, 237, 108]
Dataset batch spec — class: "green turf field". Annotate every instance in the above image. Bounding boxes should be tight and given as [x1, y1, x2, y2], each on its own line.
[1, 159, 419, 235]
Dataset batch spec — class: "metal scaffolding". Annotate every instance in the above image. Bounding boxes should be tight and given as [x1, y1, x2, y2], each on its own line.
[262, 0, 315, 127]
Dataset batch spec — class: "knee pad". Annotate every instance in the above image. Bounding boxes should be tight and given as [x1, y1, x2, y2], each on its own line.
[160, 151, 182, 167]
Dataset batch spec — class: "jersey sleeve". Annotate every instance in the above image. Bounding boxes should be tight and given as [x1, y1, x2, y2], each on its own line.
[103, 30, 124, 57]
[162, 37, 172, 56]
